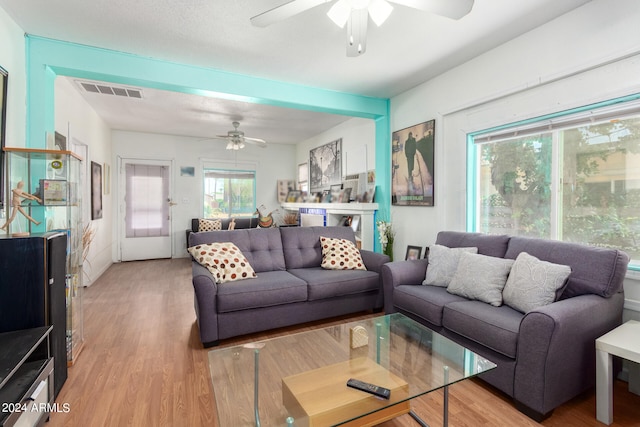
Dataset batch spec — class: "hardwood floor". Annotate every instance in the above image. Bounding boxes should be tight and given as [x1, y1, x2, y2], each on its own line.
[48, 258, 640, 427]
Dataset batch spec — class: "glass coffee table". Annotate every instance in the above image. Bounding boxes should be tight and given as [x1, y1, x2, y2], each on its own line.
[209, 313, 496, 426]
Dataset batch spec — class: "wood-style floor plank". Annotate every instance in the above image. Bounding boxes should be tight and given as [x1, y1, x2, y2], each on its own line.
[47, 258, 640, 426]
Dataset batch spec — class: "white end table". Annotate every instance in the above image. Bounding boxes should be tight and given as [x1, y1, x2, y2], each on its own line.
[596, 320, 640, 425]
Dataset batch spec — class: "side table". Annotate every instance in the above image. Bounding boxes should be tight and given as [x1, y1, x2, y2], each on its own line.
[596, 320, 640, 425]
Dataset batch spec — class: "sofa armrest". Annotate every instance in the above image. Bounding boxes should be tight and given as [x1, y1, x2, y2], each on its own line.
[381, 259, 428, 313]
[192, 262, 220, 345]
[514, 292, 624, 416]
[360, 250, 390, 273]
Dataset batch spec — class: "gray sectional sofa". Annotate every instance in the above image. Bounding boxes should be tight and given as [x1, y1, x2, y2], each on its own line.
[382, 231, 629, 421]
[190, 226, 389, 347]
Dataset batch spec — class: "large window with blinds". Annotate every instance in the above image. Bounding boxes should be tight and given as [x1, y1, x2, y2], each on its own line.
[203, 168, 256, 218]
[469, 96, 640, 268]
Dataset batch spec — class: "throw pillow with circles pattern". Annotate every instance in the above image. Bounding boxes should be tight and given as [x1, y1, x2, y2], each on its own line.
[320, 236, 366, 271]
[198, 218, 222, 232]
[188, 242, 256, 283]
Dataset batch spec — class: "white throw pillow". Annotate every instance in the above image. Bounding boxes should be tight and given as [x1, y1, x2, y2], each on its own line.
[502, 252, 571, 313]
[188, 242, 256, 283]
[447, 252, 514, 306]
[423, 244, 478, 287]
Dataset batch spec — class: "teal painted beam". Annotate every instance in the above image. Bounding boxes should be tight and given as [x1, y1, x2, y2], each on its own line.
[26, 36, 387, 119]
[25, 34, 392, 251]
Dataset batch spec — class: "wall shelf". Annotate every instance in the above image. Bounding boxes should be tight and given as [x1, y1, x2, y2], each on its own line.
[281, 202, 379, 250]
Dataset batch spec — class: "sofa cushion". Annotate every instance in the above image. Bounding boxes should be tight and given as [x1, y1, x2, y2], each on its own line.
[281, 226, 358, 269]
[504, 236, 630, 298]
[393, 285, 468, 327]
[287, 267, 379, 301]
[189, 228, 285, 273]
[216, 270, 308, 313]
[502, 252, 571, 313]
[320, 236, 366, 270]
[423, 244, 478, 287]
[436, 231, 511, 257]
[198, 218, 222, 231]
[188, 242, 257, 283]
[447, 252, 514, 306]
[443, 300, 523, 359]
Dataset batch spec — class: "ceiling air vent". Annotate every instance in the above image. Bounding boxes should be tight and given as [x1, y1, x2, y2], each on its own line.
[76, 80, 143, 99]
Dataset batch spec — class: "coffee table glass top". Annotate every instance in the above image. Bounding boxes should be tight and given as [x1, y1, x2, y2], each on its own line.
[209, 313, 496, 426]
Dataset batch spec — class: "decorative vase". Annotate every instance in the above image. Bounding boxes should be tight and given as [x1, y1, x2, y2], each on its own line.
[384, 239, 394, 261]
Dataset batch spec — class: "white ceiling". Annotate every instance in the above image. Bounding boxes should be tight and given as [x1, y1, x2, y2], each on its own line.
[1, 0, 592, 143]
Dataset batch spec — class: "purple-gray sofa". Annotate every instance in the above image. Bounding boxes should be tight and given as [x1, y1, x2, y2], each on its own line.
[382, 231, 629, 421]
[190, 226, 389, 347]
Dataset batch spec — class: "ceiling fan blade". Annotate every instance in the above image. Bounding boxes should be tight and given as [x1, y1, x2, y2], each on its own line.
[251, 0, 331, 27]
[244, 137, 268, 146]
[389, 0, 474, 20]
[346, 8, 368, 57]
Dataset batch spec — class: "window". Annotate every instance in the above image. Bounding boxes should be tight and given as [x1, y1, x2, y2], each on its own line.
[469, 96, 640, 269]
[203, 168, 256, 218]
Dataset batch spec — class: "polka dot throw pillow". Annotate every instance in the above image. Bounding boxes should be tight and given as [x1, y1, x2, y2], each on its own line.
[188, 242, 257, 283]
[198, 218, 222, 232]
[320, 236, 366, 271]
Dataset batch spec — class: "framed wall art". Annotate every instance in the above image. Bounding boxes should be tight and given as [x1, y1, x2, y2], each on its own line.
[309, 138, 342, 192]
[91, 161, 103, 219]
[391, 120, 434, 206]
[0, 66, 7, 209]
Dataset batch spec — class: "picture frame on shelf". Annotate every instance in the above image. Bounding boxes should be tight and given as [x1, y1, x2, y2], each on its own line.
[286, 190, 301, 203]
[278, 180, 296, 204]
[405, 245, 422, 260]
[392, 120, 434, 206]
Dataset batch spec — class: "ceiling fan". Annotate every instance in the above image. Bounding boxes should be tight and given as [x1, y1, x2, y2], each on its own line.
[251, 0, 474, 57]
[210, 121, 267, 150]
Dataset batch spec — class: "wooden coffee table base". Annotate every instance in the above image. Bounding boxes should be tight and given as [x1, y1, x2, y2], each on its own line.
[282, 357, 410, 427]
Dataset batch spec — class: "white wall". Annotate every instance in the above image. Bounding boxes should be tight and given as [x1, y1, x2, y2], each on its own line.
[296, 117, 376, 184]
[112, 131, 297, 258]
[55, 77, 113, 285]
[390, 0, 640, 317]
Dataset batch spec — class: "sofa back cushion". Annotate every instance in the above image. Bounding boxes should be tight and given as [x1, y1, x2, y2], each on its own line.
[281, 226, 357, 269]
[504, 236, 629, 298]
[189, 228, 285, 273]
[435, 231, 510, 258]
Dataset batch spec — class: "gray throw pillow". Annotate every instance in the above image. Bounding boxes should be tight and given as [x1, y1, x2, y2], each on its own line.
[502, 252, 571, 313]
[423, 244, 478, 287]
[447, 252, 514, 306]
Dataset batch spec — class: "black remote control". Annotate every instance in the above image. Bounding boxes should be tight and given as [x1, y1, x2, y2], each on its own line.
[346, 378, 391, 399]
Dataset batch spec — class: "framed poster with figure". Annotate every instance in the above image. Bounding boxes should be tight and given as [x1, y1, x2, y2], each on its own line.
[392, 120, 434, 206]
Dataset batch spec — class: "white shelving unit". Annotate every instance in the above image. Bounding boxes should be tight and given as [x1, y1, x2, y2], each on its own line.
[281, 202, 379, 250]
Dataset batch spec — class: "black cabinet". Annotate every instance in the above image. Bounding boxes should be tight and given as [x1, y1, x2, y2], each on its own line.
[0, 233, 67, 399]
[0, 326, 54, 427]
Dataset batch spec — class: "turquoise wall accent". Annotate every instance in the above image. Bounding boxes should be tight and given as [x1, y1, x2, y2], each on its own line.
[24, 35, 391, 249]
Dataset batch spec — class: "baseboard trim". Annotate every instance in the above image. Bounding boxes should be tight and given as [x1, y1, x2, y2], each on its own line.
[624, 298, 640, 313]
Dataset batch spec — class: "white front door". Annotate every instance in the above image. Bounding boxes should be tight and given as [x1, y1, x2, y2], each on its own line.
[119, 158, 173, 261]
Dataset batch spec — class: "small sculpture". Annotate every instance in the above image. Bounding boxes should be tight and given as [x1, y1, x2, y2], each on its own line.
[0, 181, 43, 232]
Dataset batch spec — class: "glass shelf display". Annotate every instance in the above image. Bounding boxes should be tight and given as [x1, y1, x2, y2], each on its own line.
[2, 147, 84, 365]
